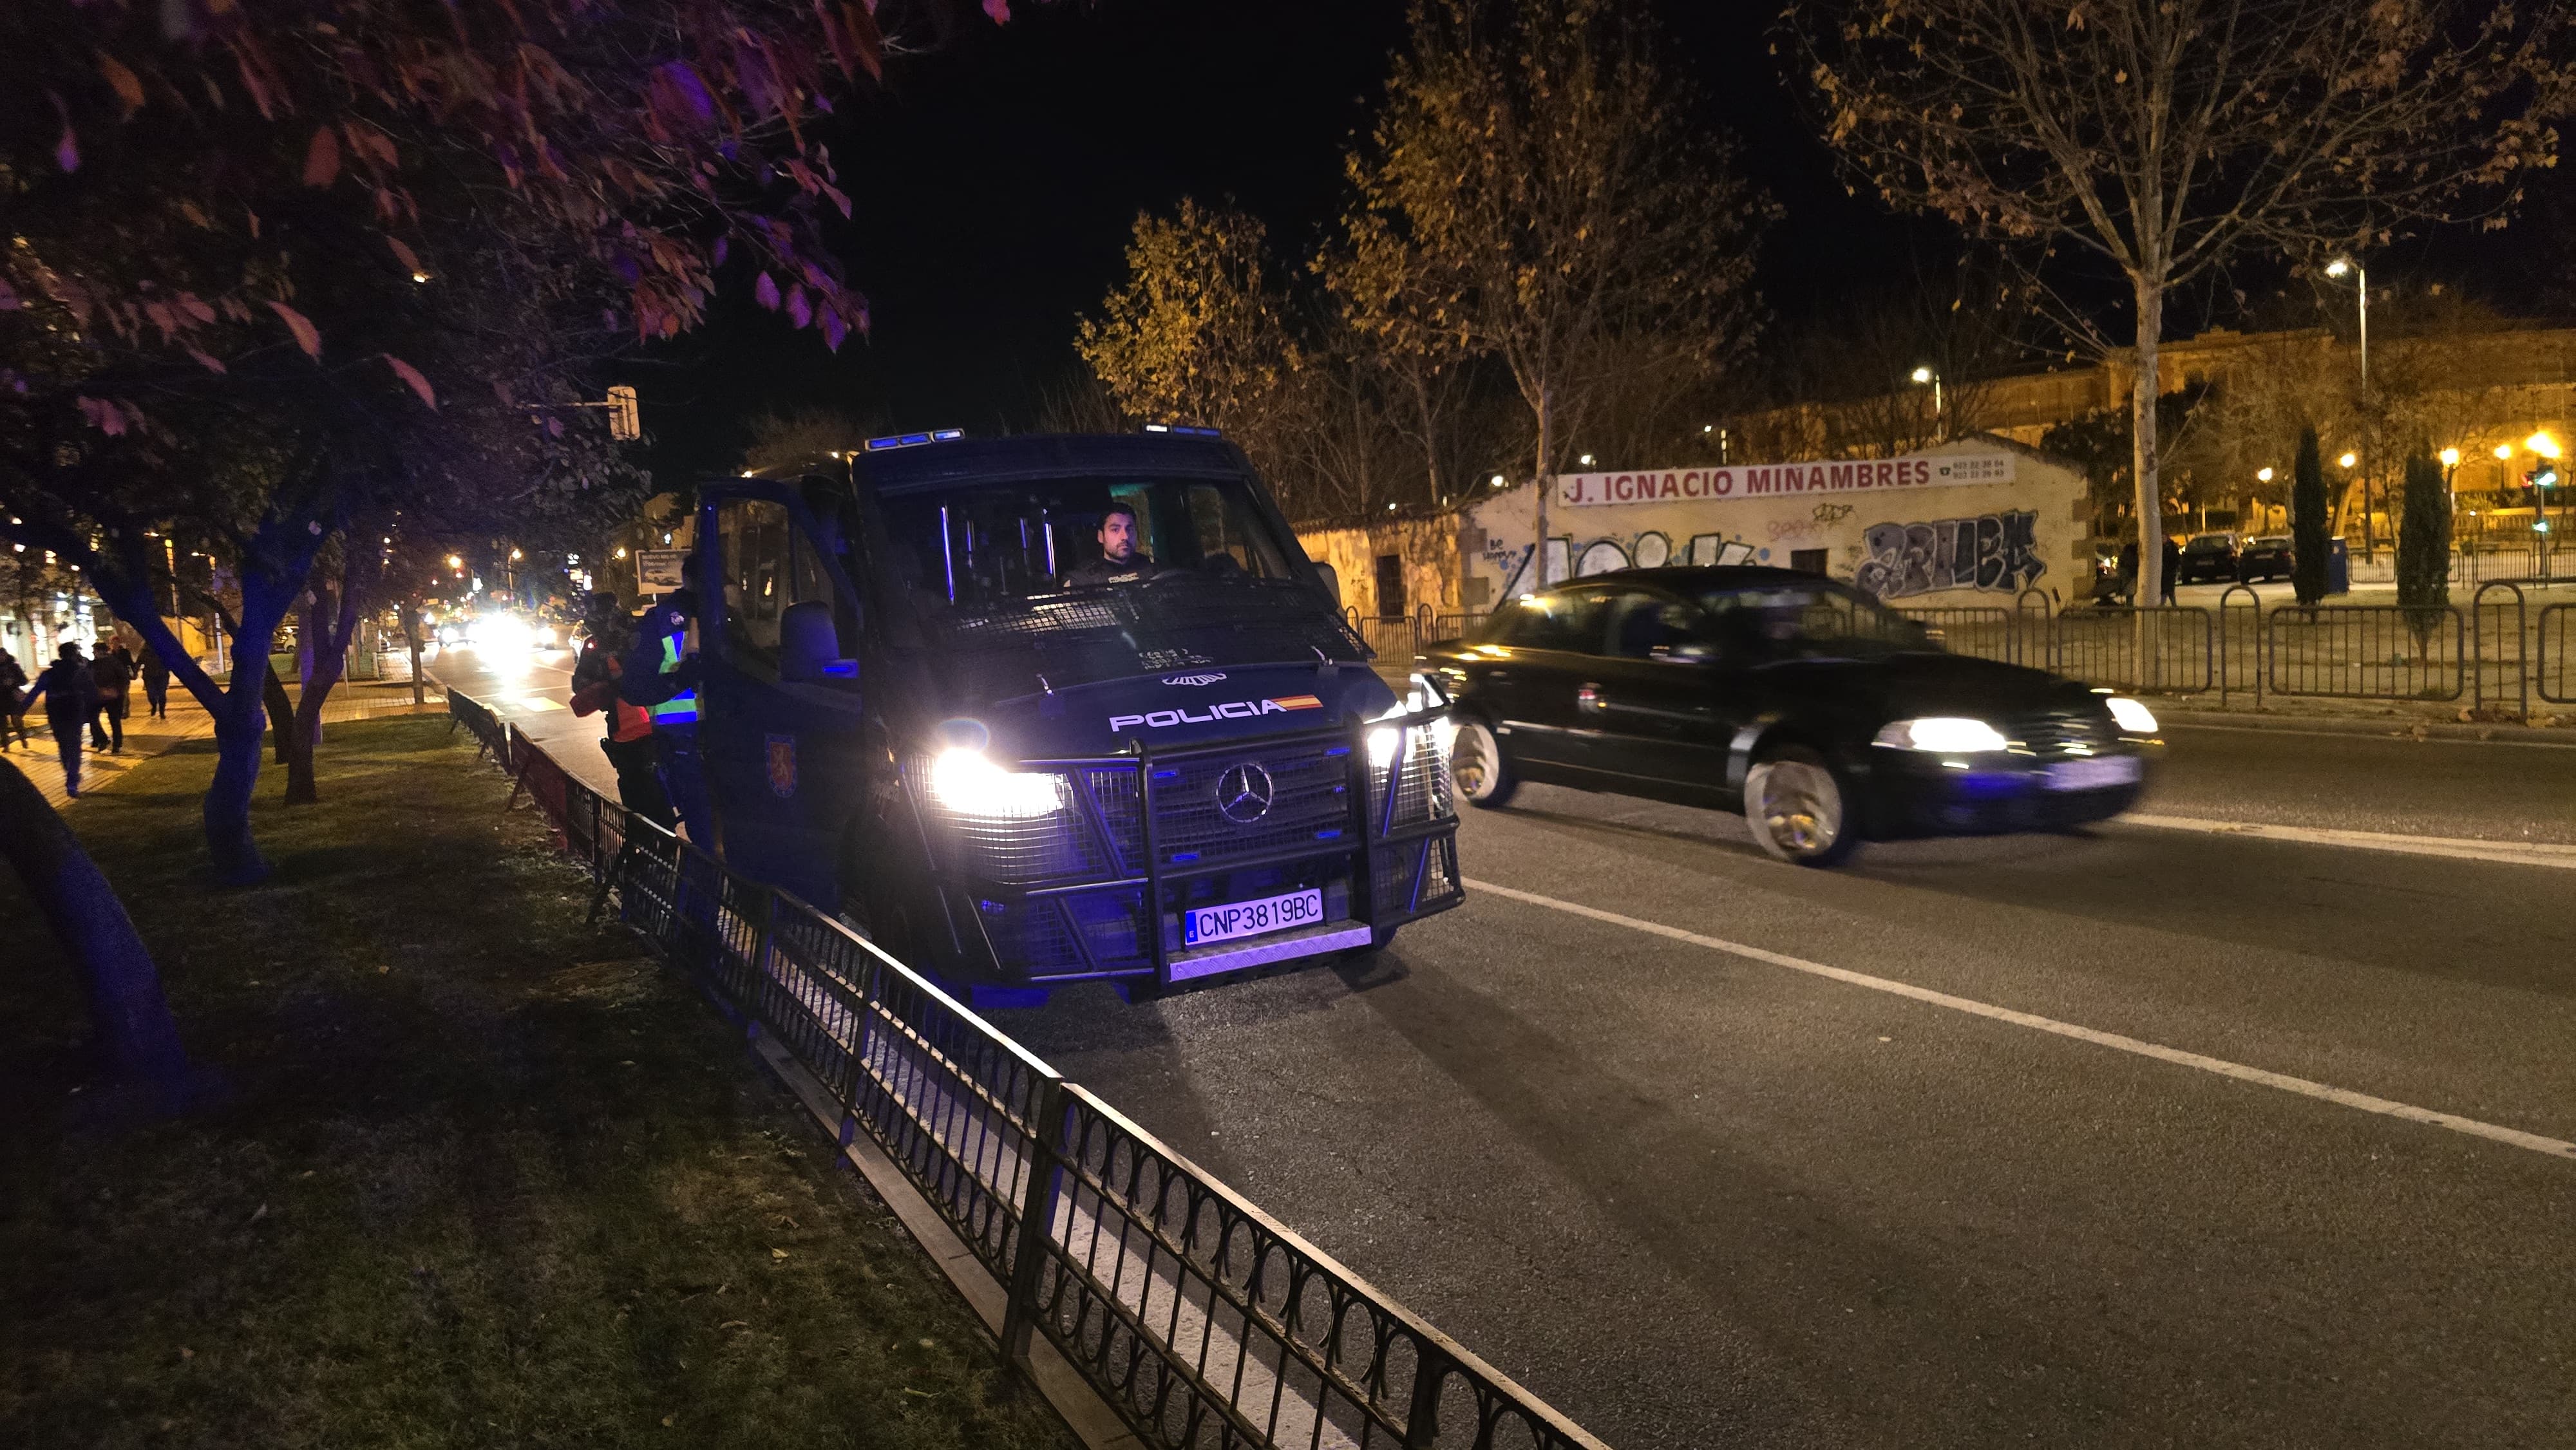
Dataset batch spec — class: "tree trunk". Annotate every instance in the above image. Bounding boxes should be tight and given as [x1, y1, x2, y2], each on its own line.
[0, 753, 191, 1084]
[1533, 382, 1553, 588]
[2132, 278, 2166, 687]
[284, 583, 362, 806]
[401, 601, 425, 708]
[263, 660, 294, 764]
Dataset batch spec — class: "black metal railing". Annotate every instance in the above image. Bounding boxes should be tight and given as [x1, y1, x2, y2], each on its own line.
[2265, 605, 2465, 702]
[457, 704, 1602, 1450]
[2541, 604, 2576, 704]
[2045, 606, 2215, 693]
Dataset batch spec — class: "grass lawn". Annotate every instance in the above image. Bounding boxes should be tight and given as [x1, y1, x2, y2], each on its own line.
[0, 715, 1081, 1450]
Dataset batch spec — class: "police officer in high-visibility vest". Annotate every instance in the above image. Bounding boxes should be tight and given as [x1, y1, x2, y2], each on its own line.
[615, 556, 713, 845]
[569, 592, 676, 831]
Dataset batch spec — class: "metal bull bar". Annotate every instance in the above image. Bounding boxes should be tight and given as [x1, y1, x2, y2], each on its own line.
[929, 693, 1464, 988]
[451, 697, 1607, 1450]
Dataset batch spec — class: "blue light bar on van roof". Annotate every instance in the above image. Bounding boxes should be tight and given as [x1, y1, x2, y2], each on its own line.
[1142, 423, 1223, 438]
[863, 428, 966, 452]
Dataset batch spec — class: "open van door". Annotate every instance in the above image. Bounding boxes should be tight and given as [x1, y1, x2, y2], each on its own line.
[694, 481, 869, 912]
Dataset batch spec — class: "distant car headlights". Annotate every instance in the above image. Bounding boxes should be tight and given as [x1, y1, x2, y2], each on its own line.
[2105, 696, 2160, 733]
[1874, 717, 2010, 753]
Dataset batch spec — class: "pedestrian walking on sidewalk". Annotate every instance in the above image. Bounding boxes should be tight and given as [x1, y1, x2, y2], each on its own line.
[140, 645, 171, 719]
[89, 641, 131, 753]
[21, 643, 100, 796]
[0, 646, 31, 750]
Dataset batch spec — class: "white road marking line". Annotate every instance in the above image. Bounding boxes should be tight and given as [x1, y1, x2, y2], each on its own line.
[2166, 720, 2576, 750]
[1463, 877, 2576, 1163]
[2121, 813, 2576, 870]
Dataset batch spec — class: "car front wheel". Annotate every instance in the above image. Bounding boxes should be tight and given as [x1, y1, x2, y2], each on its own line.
[1745, 746, 1857, 867]
[1452, 717, 1519, 809]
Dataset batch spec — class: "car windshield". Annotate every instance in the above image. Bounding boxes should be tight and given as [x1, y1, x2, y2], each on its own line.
[871, 475, 1366, 698]
[1694, 580, 1936, 658]
[2185, 536, 2231, 551]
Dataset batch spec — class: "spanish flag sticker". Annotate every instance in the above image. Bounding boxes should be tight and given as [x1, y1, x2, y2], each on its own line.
[1266, 694, 1323, 711]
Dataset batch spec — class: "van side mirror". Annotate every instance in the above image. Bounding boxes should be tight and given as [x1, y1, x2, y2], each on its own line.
[1312, 561, 1341, 607]
[779, 600, 853, 683]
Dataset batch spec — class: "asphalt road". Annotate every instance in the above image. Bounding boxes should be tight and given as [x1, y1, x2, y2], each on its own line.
[989, 723, 2576, 1450]
[431, 644, 2576, 1448]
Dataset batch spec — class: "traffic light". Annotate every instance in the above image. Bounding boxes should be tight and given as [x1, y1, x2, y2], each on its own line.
[607, 384, 641, 441]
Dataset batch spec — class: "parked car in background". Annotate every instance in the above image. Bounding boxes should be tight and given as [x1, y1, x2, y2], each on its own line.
[2174, 532, 2243, 584]
[1424, 569, 2159, 867]
[2235, 535, 2293, 582]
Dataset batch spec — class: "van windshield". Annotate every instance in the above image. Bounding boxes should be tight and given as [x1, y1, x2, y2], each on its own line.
[873, 475, 1367, 699]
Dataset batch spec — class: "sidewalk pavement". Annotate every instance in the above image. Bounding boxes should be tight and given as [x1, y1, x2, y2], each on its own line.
[8, 679, 446, 812]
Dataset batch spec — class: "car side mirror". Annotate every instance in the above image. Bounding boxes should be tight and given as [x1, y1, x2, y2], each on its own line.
[1312, 561, 1341, 607]
[779, 599, 854, 683]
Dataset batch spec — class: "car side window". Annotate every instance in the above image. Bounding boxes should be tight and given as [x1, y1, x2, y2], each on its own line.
[1504, 589, 1609, 652]
[1604, 592, 1700, 659]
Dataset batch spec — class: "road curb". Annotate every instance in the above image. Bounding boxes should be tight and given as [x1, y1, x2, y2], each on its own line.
[2157, 708, 2575, 744]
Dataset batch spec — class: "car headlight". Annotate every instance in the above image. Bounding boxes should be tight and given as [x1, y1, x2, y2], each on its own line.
[1874, 717, 2010, 753]
[925, 748, 1066, 820]
[2105, 696, 2159, 733]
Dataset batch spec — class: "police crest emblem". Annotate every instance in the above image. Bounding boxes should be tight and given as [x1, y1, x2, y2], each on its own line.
[766, 733, 797, 798]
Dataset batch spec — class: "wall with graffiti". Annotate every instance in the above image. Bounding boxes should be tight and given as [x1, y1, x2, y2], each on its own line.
[1296, 437, 2089, 619]
[1850, 511, 2047, 598]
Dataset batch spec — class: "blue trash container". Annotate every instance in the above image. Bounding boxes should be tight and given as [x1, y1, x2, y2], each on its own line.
[2325, 536, 2349, 596]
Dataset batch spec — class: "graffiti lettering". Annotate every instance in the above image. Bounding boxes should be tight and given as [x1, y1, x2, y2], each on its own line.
[1812, 502, 1855, 524]
[1852, 511, 2043, 598]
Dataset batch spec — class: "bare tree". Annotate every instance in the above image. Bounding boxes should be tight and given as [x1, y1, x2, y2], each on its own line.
[1347, 0, 1771, 571]
[1797, 0, 2567, 605]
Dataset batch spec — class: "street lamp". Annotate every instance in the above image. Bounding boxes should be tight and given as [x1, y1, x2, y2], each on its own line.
[2338, 452, 2357, 470]
[2324, 258, 2375, 557]
[1911, 365, 1944, 436]
[2257, 467, 2275, 483]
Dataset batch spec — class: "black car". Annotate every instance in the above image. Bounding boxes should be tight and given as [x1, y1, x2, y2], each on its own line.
[2173, 532, 2242, 584]
[2235, 534, 2293, 582]
[1423, 568, 2158, 866]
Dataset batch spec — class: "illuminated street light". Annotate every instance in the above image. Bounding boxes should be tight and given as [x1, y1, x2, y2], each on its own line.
[2526, 430, 2561, 459]
[2338, 453, 2356, 469]
[2496, 444, 2515, 460]
[1911, 365, 1945, 433]
[2256, 467, 2275, 483]
[509, 547, 523, 561]
[2440, 447, 2461, 469]
[446, 554, 462, 569]
[614, 546, 629, 560]
[1490, 474, 1507, 488]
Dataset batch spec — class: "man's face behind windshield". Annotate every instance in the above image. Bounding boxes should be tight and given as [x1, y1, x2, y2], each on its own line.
[1099, 509, 1139, 563]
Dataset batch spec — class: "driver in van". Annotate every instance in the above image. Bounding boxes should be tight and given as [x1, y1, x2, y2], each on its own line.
[1061, 500, 1164, 587]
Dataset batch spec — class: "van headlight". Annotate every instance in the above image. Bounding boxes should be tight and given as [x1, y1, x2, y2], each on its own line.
[925, 748, 1066, 820]
[1874, 717, 2009, 753]
[2105, 696, 2159, 733]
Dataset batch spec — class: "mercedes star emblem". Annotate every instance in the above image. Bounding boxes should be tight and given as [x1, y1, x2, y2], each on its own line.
[1215, 762, 1276, 824]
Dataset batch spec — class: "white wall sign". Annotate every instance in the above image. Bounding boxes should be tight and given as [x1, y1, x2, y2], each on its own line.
[1555, 451, 2016, 508]
[636, 549, 687, 593]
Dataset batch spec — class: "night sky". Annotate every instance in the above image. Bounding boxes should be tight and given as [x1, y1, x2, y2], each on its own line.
[633, 0, 2566, 484]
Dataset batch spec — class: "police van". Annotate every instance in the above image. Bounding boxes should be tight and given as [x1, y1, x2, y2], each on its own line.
[685, 429, 1463, 1003]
